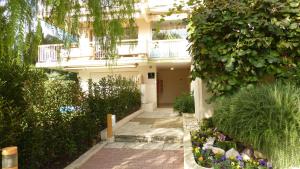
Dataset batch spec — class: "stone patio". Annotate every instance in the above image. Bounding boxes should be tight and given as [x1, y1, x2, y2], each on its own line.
[77, 108, 184, 169]
[114, 108, 184, 143]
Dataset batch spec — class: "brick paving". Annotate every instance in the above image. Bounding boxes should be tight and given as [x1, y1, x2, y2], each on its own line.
[79, 148, 183, 169]
[78, 109, 184, 169]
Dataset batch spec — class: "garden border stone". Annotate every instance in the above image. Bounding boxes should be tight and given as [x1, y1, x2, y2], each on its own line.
[64, 141, 107, 169]
[183, 113, 211, 169]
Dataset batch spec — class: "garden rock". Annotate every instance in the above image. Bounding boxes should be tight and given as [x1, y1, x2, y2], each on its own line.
[225, 148, 240, 159]
[241, 153, 251, 161]
[202, 144, 213, 150]
[242, 148, 254, 158]
[202, 137, 215, 150]
[211, 147, 225, 155]
[205, 137, 215, 146]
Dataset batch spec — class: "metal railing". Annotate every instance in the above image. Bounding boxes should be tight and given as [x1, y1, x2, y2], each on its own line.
[147, 0, 190, 10]
[149, 39, 189, 58]
[89, 40, 139, 60]
[37, 39, 189, 63]
[38, 44, 63, 63]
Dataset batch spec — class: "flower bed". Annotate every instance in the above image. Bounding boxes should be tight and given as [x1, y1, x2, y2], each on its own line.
[191, 119, 272, 169]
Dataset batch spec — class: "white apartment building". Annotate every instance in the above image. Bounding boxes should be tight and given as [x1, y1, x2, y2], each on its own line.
[36, 0, 212, 116]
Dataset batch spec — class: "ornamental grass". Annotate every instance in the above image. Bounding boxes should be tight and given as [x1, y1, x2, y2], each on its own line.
[213, 82, 300, 169]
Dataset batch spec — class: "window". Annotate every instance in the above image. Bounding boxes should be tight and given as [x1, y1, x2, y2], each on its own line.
[152, 21, 187, 40]
[122, 27, 138, 40]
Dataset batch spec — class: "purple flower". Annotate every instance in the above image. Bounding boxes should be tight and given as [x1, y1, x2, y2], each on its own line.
[218, 133, 226, 141]
[221, 155, 226, 161]
[259, 159, 267, 166]
[236, 155, 243, 161]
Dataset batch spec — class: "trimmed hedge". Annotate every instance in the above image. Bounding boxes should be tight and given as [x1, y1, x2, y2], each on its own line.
[87, 75, 141, 130]
[0, 60, 99, 169]
[0, 61, 141, 168]
[213, 82, 300, 168]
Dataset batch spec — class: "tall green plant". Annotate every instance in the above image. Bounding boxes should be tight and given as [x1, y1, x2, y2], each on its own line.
[213, 82, 300, 168]
[187, 0, 300, 98]
[0, 0, 137, 62]
[24, 21, 43, 64]
[173, 93, 195, 114]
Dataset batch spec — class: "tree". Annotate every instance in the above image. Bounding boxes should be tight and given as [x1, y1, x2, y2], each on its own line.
[24, 21, 43, 64]
[187, 0, 300, 98]
[0, 0, 137, 62]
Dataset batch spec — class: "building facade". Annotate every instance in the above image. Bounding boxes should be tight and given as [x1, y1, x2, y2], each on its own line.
[36, 0, 212, 115]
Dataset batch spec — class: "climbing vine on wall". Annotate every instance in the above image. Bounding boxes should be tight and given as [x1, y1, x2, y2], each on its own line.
[188, 0, 300, 98]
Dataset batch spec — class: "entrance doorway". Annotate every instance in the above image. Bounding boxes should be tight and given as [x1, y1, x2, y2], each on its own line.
[157, 67, 190, 108]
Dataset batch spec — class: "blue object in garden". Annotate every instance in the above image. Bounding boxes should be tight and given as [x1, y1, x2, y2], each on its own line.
[60, 106, 76, 113]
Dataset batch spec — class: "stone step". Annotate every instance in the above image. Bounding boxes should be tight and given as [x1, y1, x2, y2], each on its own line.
[114, 134, 183, 143]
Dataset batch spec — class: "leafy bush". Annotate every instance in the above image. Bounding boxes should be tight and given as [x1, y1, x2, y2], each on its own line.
[87, 75, 141, 130]
[213, 82, 300, 168]
[0, 61, 99, 169]
[188, 0, 300, 98]
[173, 93, 194, 114]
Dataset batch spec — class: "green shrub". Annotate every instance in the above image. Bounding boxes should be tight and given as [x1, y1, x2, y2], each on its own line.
[213, 82, 300, 168]
[87, 75, 141, 130]
[173, 93, 194, 114]
[0, 61, 99, 169]
[188, 0, 300, 99]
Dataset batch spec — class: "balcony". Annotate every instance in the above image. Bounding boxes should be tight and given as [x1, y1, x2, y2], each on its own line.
[149, 39, 189, 59]
[37, 40, 144, 64]
[37, 39, 190, 68]
[38, 44, 64, 63]
[147, 0, 189, 14]
[94, 40, 141, 59]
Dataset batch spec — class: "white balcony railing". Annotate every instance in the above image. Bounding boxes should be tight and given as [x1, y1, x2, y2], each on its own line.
[94, 40, 139, 59]
[37, 39, 190, 64]
[117, 40, 139, 56]
[38, 44, 63, 63]
[149, 39, 189, 59]
[38, 40, 141, 62]
[148, 0, 171, 8]
[147, 0, 190, 12]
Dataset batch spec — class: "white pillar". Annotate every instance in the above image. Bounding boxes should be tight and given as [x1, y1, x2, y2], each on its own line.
[136, 19, 151, 55]
[140, 65, 157, 112]
[193, 78, 213, 121]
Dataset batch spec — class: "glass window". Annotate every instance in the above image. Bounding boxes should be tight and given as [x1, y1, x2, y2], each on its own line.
[152, 21, 187, 40]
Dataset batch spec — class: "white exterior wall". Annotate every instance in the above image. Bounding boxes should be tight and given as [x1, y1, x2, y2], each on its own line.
[136, 19, 151, 54]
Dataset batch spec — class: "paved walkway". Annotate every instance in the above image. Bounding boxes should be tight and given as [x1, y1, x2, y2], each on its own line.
[115, 108, 184, 143]
[78, 108, 184, 169]
[79, 148, 183, 169]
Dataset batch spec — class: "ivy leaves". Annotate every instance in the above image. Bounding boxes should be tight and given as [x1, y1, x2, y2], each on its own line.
[189, 0, 300, 98]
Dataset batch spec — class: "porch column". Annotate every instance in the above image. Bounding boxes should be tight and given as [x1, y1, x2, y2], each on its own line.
[193, 78, 213, 121]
